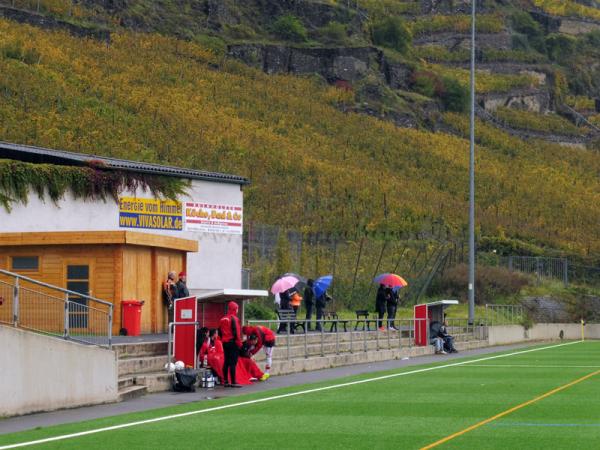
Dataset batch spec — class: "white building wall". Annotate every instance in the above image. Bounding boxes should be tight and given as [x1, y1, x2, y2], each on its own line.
[0, 325, 118, 416]
[0, 179, 244, 290]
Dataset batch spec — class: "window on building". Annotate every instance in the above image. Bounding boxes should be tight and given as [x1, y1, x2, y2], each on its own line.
[11, 256, 39, 271]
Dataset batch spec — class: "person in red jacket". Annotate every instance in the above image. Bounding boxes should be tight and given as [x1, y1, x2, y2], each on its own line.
[201, 329, 225, 383]
[219, 301, 242, 387]
[242, 325, 276, 373]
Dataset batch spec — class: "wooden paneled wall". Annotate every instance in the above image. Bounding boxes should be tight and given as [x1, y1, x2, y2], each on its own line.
[1, 244, 186, 335]
[0, 245, 115, 333]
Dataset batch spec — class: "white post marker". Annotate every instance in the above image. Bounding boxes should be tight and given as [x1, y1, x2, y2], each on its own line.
[0, 340, 585, 450]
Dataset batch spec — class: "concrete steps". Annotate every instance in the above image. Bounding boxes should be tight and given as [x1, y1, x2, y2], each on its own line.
[134, 371, 174, 393]
[118, 355, 167, 377]
[114, 342, 168, 359]
[117, 385, 148, 402]
[268, 339, 488, 376]
[115, 341, 170, 400]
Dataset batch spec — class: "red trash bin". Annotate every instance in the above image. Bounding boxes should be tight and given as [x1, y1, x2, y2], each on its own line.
[121, 300, 144, 336]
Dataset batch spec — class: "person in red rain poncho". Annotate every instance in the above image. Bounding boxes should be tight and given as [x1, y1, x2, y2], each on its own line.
[219, 301, 243, 387]
[242, 325, 276, 373]
[200, 329, 266, 385]
[200, 329, 225, 382]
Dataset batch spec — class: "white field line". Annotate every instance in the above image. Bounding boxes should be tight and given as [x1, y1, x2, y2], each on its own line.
[0, 340, 584, 449]
[465, 364, 600, 369]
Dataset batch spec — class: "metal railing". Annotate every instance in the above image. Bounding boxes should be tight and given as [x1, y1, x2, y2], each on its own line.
[484, 304, 525, 326]
[0, 269, 113, 348]
[245, 317, 484, 360]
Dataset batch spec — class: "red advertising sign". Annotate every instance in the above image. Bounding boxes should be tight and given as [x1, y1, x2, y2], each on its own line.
[184, 202, 243, 234]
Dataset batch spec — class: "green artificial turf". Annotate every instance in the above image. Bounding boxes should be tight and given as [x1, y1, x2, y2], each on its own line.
[1, 341, 599, 449]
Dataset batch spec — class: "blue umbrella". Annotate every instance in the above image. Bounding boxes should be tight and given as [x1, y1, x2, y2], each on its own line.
[313, 275, 333, 298]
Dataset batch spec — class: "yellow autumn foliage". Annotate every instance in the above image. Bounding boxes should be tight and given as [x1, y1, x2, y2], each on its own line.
[1, 19, 599, 256]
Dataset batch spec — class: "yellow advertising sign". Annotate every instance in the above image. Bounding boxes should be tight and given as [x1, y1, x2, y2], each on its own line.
[118, 197, 183, 231]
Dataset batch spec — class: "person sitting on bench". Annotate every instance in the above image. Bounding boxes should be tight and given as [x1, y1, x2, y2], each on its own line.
[429, 321, 447, 354]
[439, 320, 458, 353]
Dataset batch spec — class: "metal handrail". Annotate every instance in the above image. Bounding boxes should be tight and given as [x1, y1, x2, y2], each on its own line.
[0, 268, 113, 348]
[0, 269, 112, 306]
[246, 317, 483, 360]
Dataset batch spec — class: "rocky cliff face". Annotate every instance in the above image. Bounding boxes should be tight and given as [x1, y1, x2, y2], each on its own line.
[228, 44, 382, 83]
[0, 5, 110, 41]
[3, 0, 599, 144]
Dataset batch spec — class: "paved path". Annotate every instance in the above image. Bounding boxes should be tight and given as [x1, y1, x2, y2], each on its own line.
[0, 343, 535, 435]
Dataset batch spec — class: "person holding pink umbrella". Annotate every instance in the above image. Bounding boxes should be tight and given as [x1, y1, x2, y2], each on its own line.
[271, 275, 300, 334]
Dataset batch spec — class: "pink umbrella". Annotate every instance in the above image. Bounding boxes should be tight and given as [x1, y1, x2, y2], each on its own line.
[271, 276, 300, 294]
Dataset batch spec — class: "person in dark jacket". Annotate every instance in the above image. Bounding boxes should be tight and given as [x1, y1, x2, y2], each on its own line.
[219, 301, 243, 387]
[175, 271, 189, 299]
[386, 287, 399, 330]
[162, 271, 177, 327]
[304, 279, 315, 331]
[315, 290, 332, 332]
[375, 284, 387, 331]
[277, 290, 291, 334]
[439, 320, 457, 353]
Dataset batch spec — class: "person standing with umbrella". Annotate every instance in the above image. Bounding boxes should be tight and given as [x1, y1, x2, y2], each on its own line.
[272, 275, 301, 334]
[373, 273, 408, 331]
[276, 289, 292, 334]
[314, 275, 333, 332]
[375, 284, 387, 331]
[304, 279, 315, 331]
[387, 287, 399, 330]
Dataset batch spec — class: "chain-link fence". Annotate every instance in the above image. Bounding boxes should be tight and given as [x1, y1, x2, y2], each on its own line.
[243, 222, 455, 310]
[481, 254, 600, 289]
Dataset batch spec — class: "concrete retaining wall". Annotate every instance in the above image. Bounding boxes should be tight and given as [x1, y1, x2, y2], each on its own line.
[487, 323, 600, 346]
[0, 326, 118, 417]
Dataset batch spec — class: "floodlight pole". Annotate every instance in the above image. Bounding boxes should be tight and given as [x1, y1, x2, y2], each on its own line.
[468, 0, 477, 326]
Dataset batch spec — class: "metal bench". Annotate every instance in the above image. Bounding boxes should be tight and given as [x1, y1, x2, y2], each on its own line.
[323, 311, 349, 332]
[354, 309, 376, 331]
[276, 309, 305, 334]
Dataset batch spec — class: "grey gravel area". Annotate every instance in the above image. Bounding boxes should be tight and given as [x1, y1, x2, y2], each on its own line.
[0, 342, 536, 435]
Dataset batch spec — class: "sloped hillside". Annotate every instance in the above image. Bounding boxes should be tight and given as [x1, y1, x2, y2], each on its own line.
[1, 0, 600, 260]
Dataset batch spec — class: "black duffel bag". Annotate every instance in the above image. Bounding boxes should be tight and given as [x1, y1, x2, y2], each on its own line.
[173, 368, 199, 392]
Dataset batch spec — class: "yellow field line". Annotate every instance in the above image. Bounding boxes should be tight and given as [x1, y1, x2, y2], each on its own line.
[420, 368, 600, 450]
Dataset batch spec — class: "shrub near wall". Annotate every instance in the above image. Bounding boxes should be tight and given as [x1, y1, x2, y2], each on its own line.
[271, 15, 308, 42]
[371, 17, 412, 54]
[435, 264, 530, 304]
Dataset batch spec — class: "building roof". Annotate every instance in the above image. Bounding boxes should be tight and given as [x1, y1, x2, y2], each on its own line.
[0, 231, 199, 252]
[0, 141, 249, 185]
[192, 289, 269, 303]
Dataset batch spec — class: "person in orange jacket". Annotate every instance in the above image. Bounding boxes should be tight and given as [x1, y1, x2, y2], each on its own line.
[289, 289, 302, 334]
[242, 325, 276, 373]
[219, 301, 242, 387]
